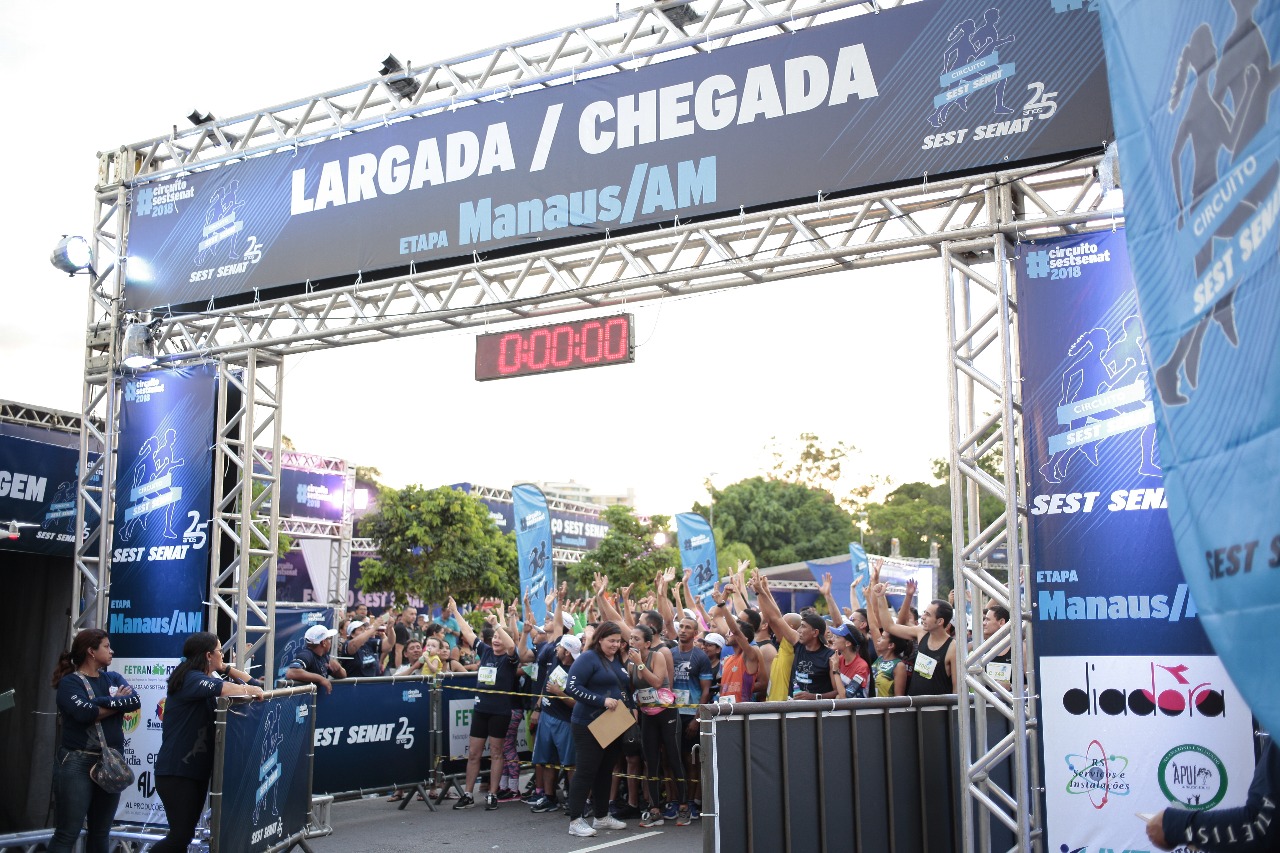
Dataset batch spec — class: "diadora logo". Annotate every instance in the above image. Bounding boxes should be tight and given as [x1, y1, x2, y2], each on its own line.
[1062, 661, 1226, 719]
[1159, 744, 1228, 810]
[1064, 739, 1130, 809]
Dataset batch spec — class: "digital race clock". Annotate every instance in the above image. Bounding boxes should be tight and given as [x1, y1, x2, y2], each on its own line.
[474, 313, 635, 381]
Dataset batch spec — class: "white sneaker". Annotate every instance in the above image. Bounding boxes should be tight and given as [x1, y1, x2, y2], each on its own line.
[568, 818, 598, 837]
[593, 815, 627, 830]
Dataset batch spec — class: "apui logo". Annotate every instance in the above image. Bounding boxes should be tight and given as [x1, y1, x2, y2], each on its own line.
[122, 709, 141, 734]
[1061, 661, 1226, 719]
[1159, 744, 1228, 810]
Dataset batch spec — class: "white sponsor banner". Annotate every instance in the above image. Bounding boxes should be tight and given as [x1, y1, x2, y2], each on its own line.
[1041, 655, 1255, 853]
[112, 657, 180, 826]
[446, 699, 530, 760]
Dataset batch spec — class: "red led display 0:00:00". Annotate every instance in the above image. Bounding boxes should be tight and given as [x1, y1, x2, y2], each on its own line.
[496, 316, 630, 374]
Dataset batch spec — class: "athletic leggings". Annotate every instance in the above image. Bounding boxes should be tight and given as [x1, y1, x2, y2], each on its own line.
[503, 709, 524, 782]
[641, 708, 686, 807]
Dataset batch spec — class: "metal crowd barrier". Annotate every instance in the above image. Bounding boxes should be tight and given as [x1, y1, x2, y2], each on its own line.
[699, 695, 1017, 853]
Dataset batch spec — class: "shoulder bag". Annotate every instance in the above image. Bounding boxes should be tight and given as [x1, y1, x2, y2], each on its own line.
[75, 673, 136, 794]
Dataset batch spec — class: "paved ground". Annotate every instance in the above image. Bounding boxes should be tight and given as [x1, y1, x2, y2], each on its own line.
[306, 792, 703, 853]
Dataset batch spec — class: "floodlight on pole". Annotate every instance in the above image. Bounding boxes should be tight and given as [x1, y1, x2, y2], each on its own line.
[378, 54, 420, 100]
[50, 235, 94, 276]
[121, 318, 158, 370]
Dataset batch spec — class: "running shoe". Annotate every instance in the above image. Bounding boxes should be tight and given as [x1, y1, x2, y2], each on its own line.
[661, 802, 679, 820]
[568, 818, 597, 837]
[531, 796, 561, 814]
[485, 793, 499, 811]
[453, 792, 474, 810]
[639, 809, 665, 828]
[677, 805, 692, 826]
[691, 803, 701, 820]
[497, 788, 521, 802]
[593, 815, 627, 830]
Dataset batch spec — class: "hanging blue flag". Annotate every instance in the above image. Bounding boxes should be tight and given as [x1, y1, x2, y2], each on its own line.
[676, 512, 718, 610]
[1100, 1, 1280, 735]
[513, 484, 552, 627]
[848, 542, 869, 599]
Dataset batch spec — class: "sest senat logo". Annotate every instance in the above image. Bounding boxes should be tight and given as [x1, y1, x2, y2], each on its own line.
[1062, 661, 1226, 719]
[1159, 744, 1229, 811]
[1064, 739, 1131, 809]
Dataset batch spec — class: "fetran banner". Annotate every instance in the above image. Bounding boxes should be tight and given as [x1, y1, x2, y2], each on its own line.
[1017, 228, 1254, 851]
[676, 512, 718, 609]
[107, 364, 217, 659]
[122, 0, 1110, 310]
[1099, 0, 1280, 742]
[513, 483, 553, 627]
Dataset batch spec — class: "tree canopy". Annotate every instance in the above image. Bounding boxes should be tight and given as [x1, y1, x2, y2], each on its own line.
[356, 484, 517, 607]
[568, 505, 680, 593]
[695, 476, 858, 568]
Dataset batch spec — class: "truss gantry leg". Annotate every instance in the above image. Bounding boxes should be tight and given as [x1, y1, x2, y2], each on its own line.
[944, 180, 1040, 853]
[209, 351, 283, 680]
[327, 465, 356, 612]
[72, 158, 131, 640]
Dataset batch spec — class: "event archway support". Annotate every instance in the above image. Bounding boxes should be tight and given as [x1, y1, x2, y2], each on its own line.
[72, 2, 1127, 850]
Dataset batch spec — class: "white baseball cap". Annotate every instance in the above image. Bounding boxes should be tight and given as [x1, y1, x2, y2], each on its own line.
[304, 626, 338, 644]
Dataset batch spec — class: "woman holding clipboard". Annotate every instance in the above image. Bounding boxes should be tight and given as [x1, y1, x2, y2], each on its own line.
[564, 621, 632, 838]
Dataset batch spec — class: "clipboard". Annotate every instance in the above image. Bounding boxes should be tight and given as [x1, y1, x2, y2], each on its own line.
[587, 700, 635, 748]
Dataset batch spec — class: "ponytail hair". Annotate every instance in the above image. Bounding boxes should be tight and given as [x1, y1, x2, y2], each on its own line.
[50, 629, 109, 687]
[168, 632, 221, 695]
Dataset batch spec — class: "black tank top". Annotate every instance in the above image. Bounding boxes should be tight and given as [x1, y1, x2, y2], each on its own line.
[908, 634, 954, 696]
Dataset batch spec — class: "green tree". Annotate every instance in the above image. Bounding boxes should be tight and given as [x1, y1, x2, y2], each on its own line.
[356, 484, 517, 607]
[695, 477, 858, 568]
[766, 432, 882, 512]
[862, 478, 953, 572]
[569, 505, 679, 593]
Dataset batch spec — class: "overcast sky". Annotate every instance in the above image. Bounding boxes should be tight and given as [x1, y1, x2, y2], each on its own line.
[0, 1, 949, 515]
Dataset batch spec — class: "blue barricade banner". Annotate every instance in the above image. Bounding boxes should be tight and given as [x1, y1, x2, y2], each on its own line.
[214, 691, 313, 853]
[439, 672, 531, 777]
[310, 677, 433, 795]
[1018, 228, 1254, 851]
[513, 484, 553, 627]
[122, 1, 1110, 310]
[107, 364, 217, 658]
[1099, 0, 1280, 743]
[0, 434, 99, 557]
[676, 513, 718, 609]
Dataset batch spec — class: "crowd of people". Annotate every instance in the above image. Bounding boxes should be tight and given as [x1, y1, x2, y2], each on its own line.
[280, 557, 1013, 838]
[48, 558, 1019, 846]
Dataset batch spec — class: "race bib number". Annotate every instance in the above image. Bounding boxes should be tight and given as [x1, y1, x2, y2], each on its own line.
[478, 665, 498, 685]
[674, 688, 691, 708]
[635, 687, 658, 706]
[914, 654, 938, 680]
[986, 662, 1013, 683]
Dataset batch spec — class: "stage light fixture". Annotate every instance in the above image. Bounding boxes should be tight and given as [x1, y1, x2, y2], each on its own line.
[661, 2, 702, 28]
[50, 235, 93, 276]
[6, 522, 18, 540]
[188, 110, 216, 126]
[121, 320, 158, 370]
[378, 54, 420, 100]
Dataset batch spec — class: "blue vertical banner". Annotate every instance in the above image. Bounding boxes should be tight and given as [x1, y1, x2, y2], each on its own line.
[1018, 228, 1254, 852]
[676, 512, 718, 609]
[1100, 1, 1280, 738]
[512, 483, 552, 627]
[108, 364, 218, 658]
[214, 692, 313, 852]
[848, 543, 870, 596]
[0, 435, 99, 557]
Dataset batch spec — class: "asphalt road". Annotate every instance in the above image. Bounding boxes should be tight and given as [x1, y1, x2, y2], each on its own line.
[305, 792, 703, 853]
